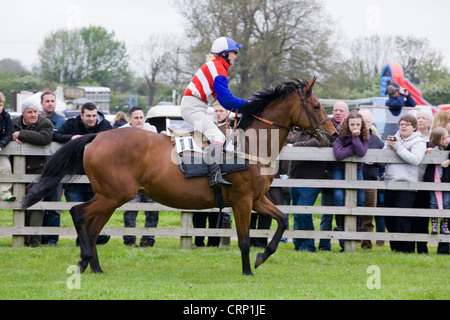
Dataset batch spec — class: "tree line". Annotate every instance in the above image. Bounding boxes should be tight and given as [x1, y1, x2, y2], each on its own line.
[1, 0, 450, 111]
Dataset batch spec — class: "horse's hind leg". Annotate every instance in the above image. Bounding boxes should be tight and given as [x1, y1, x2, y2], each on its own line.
[252, 196, 288, 269]
[70, 195, 121, 273]
[85, 206, 116, 273]
[84, 194, 123, 273]
[70, 201, 94, 273]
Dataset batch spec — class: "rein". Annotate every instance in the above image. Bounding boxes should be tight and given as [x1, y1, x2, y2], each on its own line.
[251, 86, 331, 140]
[251, 114, 293, 132]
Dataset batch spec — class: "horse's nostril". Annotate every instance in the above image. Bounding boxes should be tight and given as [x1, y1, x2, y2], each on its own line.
[331, 132, 339, 140]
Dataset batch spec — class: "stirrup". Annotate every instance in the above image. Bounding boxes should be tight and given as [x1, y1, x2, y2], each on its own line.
[209, 172, 232, 188]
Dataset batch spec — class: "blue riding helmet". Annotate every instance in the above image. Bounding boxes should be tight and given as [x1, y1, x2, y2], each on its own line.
[210, 37, 242, 54]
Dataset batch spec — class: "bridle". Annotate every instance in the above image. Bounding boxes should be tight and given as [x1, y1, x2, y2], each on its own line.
[251, 85, 331, 141]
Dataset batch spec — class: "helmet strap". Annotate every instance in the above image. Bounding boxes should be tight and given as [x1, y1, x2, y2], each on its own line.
[220, 52, 230, 65]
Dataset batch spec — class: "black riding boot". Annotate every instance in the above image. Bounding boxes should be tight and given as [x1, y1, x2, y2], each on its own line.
[207, 143, 232, 188]
[209, 163, 232, 187]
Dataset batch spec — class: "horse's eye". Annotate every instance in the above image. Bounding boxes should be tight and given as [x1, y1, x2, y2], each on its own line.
[314, 105, 320, 110]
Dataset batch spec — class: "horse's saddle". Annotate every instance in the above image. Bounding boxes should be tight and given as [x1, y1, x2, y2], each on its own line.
[169, 127, 248, 178]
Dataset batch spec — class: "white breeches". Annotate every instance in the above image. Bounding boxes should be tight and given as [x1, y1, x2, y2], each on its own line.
[180, 96, 226, 144]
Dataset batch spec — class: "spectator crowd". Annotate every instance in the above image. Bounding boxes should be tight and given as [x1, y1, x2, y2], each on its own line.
[287, 82, 449, 255]
[0, 84, 448, 255]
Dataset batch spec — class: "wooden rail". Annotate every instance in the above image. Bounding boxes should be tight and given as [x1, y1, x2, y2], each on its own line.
[0, 143, 449, 251]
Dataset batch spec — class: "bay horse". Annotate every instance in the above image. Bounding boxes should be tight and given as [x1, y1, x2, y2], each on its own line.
[22, 77, 337, 276]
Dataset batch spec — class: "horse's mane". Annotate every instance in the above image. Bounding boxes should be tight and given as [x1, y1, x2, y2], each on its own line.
[238, 78, 308, 130]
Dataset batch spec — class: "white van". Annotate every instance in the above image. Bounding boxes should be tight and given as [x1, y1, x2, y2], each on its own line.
[146, 105, 233, 133]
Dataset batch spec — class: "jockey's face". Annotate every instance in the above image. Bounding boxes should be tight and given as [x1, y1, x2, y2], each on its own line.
[228, 51, 238, 66]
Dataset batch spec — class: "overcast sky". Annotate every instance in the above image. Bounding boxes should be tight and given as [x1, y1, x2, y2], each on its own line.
[323, 0, 450, 63]
[1, 0, 449, 71]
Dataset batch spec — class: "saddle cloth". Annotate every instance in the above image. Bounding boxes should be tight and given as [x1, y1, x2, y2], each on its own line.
[169, 127, 248, 178]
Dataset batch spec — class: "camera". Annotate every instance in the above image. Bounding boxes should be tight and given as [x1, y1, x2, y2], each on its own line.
[388, 136, 397, 141]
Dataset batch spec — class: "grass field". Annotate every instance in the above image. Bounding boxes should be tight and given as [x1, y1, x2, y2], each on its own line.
[0, 209, 448, 300]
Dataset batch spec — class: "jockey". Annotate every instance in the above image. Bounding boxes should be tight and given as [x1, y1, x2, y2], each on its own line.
[181, 36, 247, 188]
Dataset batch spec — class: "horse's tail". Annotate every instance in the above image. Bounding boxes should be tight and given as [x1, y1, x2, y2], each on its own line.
[21, 133, 98, 209]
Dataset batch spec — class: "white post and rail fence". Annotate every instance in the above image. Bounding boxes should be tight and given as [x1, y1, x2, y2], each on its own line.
[0, 142, 449, 251]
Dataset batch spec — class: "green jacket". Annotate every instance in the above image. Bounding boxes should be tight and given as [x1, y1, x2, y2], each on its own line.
[12, 115, 54, 173]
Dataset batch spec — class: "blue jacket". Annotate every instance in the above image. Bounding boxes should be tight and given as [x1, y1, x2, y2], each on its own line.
[48, 112, 66, 130]
[385, 94, 416, 116]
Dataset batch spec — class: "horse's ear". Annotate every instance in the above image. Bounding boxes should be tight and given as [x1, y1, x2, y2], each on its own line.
[304, 76, 317, 93]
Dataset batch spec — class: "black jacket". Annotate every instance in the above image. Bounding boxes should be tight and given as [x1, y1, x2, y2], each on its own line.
[288, 131, 327, 180]
[0, 109, 13, 148]
[53, 111, 112, 143]
[362, 129, 385, 181]
[423, 143, 450, 183]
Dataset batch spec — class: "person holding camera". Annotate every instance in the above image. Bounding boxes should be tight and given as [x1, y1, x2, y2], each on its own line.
[383, 114, 426, 253]
[385, 81, 416, 116]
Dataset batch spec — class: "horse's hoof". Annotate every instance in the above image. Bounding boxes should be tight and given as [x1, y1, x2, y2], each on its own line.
[91, 268, 104, 274]
[254, 252, 264, 269]
[90, 264, 104, 273]
[77, 261, 87, 273]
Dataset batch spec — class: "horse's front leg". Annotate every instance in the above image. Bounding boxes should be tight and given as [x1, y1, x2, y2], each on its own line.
[232, 199, 254, 276]
[252, 196, 288, 269]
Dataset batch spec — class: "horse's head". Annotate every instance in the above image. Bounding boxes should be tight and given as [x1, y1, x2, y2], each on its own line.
[239, 78, 338, 147]
[292, 77, 338, 146]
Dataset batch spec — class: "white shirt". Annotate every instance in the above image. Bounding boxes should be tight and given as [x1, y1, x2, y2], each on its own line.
[119, 122, 157, 133]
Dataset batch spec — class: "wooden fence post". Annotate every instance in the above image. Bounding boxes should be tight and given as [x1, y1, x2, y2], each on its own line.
[180, 211, 193, 250]
[344, 162, 357, 252]
[12, 154, 26, 247]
